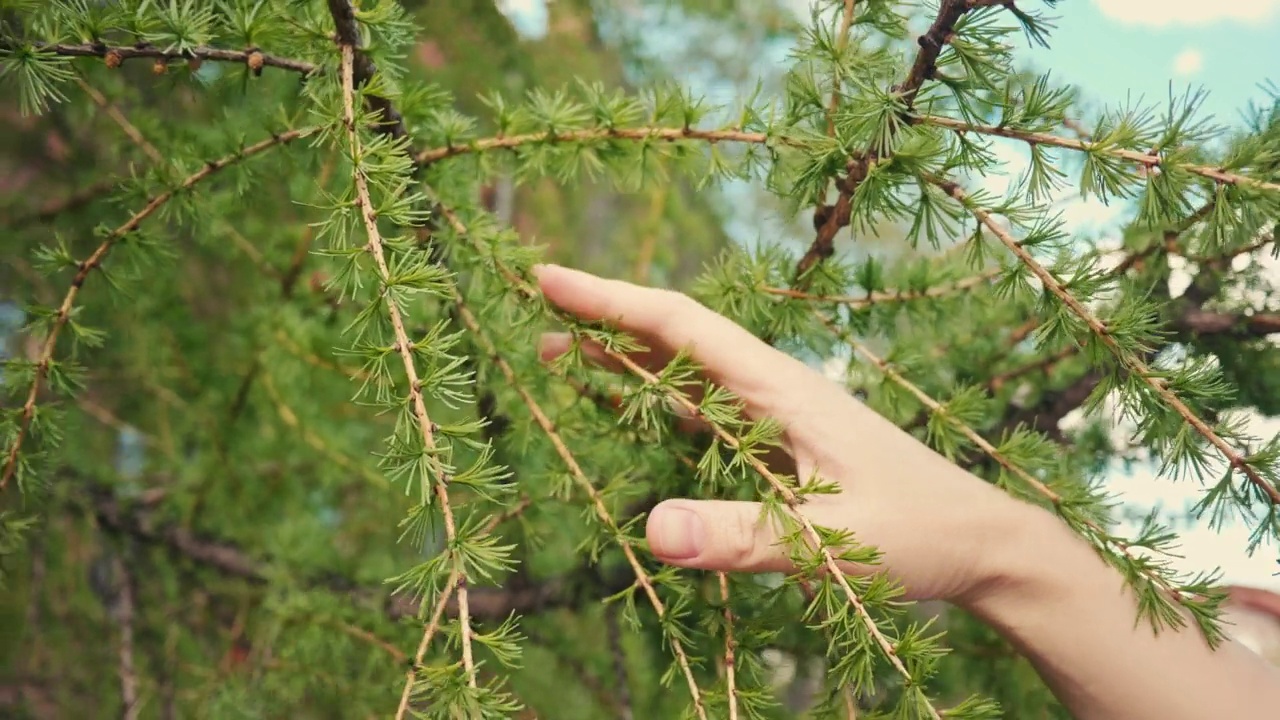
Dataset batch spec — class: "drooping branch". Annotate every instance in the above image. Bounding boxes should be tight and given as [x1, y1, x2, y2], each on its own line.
[820, 313, 1223, 634]
[441, 205, 948, 720]
[0, 126, 316, 493]
[452, 293, 710, 720]
[332, 27, 478, 712]
[934, 177, 1280, 506]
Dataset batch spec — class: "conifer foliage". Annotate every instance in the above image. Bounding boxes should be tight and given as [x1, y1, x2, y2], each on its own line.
[3, 1, 1280, 717]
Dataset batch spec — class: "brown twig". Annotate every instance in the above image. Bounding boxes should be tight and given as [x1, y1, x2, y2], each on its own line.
[25, 42, 317, 76]
[0, 126, 314, 493]
[795, 0, 980, 284]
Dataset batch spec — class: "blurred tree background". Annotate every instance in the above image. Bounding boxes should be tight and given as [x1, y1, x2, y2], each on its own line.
[3, 1, 1280, 719]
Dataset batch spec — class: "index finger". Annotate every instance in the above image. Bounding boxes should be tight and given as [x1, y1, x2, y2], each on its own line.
[533, 263, 824, 419]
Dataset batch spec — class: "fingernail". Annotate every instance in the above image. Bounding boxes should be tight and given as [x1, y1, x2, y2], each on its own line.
[648, 505, 705, 560]
[531, 263, 560, 280]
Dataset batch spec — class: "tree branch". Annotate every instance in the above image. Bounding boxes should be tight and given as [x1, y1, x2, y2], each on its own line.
[22, 42, 317, 76]
[934, 176, 1280, 506]
[1, 126, 315, 493]
[922, 115, 1280, 194]
[795, 0, 979, 284]
[89, 488, 596, 624]
[415, 126, 773, 165]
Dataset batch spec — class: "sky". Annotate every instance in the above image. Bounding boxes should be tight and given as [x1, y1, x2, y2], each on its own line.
[494, 1, 1280, 589]
[1017, 1, 1280, 591]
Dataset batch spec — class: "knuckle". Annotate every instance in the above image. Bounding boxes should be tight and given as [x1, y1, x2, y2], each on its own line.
[721, 509, 762, 568]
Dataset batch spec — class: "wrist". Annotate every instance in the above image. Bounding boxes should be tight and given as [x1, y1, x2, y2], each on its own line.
[950, 493, 1082, 619]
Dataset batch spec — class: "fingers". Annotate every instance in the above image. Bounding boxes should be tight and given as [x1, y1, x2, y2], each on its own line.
[537, 332, 664, 376]
[645, 499, 791, 574]
[533, 264, 822, 420]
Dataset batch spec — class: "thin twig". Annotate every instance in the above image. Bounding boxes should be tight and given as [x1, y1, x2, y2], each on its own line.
[0, 127, 314, 493]
[396, 501, 534, 710]
[73, 75, 163, 164]
[922, 115, 1280, 195]
[334, 42, 475, 710]
[935, 177, 1280, 507]
[763, 268, 998, 307]
[453, 297, 710, 720]
[719, 572, 739, 720]
[25, 42, 317, 76]
[416, 126, 774, 165]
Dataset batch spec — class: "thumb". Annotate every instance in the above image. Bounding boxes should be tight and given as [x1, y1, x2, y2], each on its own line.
[645, 499, 790, 574]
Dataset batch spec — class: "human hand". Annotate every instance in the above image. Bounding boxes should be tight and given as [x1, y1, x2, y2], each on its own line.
[534, 263, 1030, 605]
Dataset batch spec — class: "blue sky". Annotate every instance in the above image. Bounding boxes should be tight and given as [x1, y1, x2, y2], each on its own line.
[494, 1, 1280, 589]
[1024, 0, 1279, 129]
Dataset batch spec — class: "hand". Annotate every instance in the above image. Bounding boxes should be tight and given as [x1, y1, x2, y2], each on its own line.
[534, 263, 1028, 604]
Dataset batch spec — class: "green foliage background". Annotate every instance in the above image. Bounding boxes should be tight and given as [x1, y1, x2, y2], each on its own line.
[1, 1, 1279, 718]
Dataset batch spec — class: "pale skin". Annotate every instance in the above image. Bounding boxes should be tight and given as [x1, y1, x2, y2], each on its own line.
[533, 262, 1280, 719]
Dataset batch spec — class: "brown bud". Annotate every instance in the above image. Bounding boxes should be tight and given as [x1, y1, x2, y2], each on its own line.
[187, 56, 203, 73]
[104, 49, 122, 69]
[152, 58, 167, 75]
[246, 51, 264, 76]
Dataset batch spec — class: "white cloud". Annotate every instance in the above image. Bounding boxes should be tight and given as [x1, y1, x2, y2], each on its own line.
[1094, 0, 1280, 26]
[1173, 48, 1204, 76]
[495, 0, 549, 39]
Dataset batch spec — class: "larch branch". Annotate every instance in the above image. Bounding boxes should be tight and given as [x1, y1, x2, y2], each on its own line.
[445, 208, 944, 719]
[934, 177, 1280, 507]
[415, 126, 774, 165]
[23, 42, 317, 76]
[335, 40, 477, 708]
[821, 312, 1213, 617]
[452, 294, 710, 720]
[922, 115, 1280, 195]
[0, 126, 314, 493]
